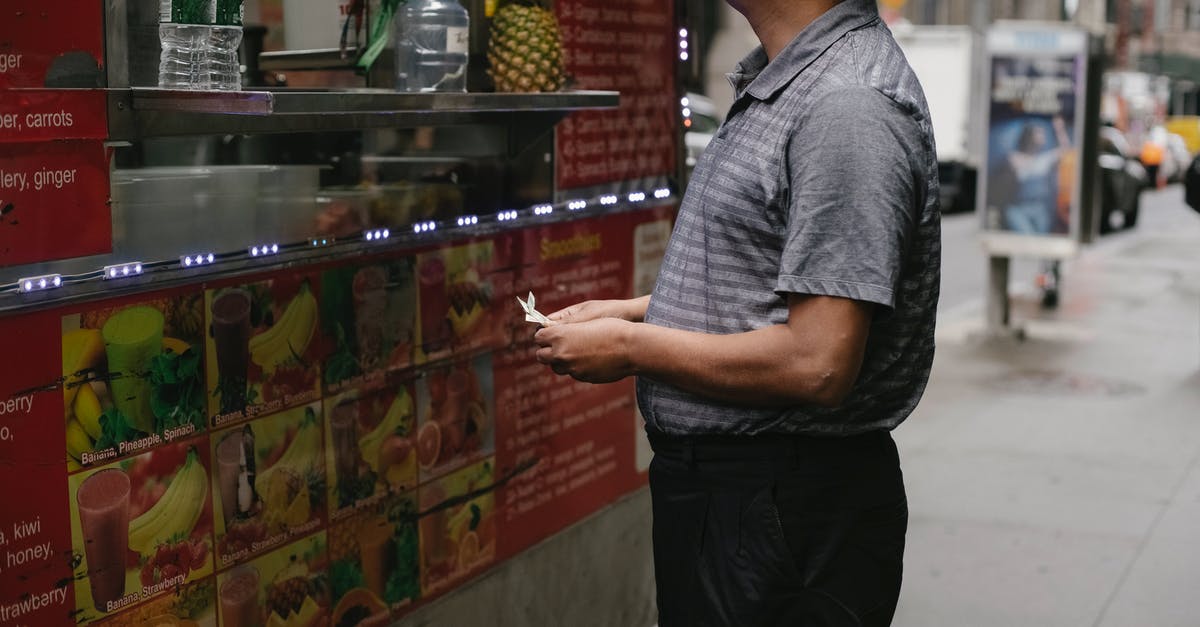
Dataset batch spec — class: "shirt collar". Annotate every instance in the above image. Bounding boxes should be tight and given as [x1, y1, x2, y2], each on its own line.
[726, 0, 881, 102]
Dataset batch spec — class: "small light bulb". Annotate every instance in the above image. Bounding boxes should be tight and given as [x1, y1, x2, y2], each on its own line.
[53, 276, 61, 287]
[23, 281, 32, 291]
[206, 254, 214, 263]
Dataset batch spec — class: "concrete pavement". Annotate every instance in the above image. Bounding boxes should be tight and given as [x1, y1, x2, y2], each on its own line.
[893, 187, 1200, 627]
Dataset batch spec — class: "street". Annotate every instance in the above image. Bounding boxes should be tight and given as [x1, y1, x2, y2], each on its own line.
[893, 187, 1200, 626]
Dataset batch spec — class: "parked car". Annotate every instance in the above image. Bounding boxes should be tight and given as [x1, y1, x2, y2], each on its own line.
[1098, 126, 1149, 234]
[1186, 152, 1200, 213]
[1166, 115, 1200, 155]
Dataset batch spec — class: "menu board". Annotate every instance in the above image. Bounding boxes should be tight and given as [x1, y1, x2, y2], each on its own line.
[0, 139, 112, 266]
[555, 0, 678, 189]
[0, 0, 105, 89]
[0, 208, 673, 626]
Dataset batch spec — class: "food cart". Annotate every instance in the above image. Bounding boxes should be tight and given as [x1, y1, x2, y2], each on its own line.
[0, 0, 681, 624]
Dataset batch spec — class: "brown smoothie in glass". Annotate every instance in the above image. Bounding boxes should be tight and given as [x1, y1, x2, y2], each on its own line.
[330, 400, 360, 497]
[211, 289, 252, 413]
[358, 515, 395, 598]
[76, 469, 131, 611]
[220, 566, 261, 627]
[418, 257, 450, 355]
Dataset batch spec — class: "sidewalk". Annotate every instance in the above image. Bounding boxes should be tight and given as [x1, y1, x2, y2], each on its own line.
[893, 188, 1200, 627]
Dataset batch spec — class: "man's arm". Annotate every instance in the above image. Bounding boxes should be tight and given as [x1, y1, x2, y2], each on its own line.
[546, 295, 650, 324]
[534, 293, 873, 408]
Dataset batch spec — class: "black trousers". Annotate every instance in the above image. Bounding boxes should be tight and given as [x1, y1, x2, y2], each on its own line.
[648, 430, 907, 627]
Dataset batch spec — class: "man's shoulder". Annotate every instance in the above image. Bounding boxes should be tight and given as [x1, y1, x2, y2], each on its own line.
[782, 23, 928, 123]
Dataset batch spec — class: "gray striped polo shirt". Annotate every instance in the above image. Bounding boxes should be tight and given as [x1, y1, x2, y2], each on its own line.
[638, 0, 941, 436]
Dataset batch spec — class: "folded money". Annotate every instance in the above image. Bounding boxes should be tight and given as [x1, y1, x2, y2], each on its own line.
[517, 292, 554, 326]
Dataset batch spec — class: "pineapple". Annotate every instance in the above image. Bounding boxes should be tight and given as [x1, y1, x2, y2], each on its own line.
[487, 1, 567, 92]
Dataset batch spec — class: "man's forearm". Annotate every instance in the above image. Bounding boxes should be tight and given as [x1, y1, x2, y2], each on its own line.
[625, 295, 651, 322]
[624, 321, 858, 408]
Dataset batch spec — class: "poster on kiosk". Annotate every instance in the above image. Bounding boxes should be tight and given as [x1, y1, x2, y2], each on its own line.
[979, 24, 1089, 258]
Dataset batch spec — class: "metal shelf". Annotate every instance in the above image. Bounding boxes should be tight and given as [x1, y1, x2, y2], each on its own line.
[259, 48, 362, 72]
[107, 88, 620, 141]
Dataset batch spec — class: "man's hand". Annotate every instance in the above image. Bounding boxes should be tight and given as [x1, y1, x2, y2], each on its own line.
[534, 318, 636, 384]
[547, 295, 649, 325]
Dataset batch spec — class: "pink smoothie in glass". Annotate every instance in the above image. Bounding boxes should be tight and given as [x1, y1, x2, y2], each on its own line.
[76, 469, 131, 611]
[216, 431, 244, 527]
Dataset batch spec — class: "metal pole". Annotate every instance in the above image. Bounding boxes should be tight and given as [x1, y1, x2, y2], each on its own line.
[986, 256, 1011, 333]
[971, 0, 991, 33]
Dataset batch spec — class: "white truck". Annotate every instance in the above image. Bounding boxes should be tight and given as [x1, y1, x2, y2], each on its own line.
[891, 24, 984, 214]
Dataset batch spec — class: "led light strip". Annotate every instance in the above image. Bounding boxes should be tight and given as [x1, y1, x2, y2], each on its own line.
[181, 253, 216, 268]
[6, 191, 676, 296]
[17, 274, 63, 293]
[103, 263, 144, 280]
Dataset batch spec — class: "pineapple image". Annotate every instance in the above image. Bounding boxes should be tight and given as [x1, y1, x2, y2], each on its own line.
[487, 1, 567, 92]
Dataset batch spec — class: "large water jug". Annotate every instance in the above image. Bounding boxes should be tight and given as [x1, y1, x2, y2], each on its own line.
[395, 0, 469, 92]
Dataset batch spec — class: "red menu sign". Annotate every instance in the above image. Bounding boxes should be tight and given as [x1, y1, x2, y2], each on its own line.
[0, 0, 105, 89]
[0, 207, 673, 626]
[555, 0, 678, 189]
[0, 90, 109, 143]
[0, 140, 112, 266]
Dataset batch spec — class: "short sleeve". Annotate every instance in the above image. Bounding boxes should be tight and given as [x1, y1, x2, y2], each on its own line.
[776, 87, 925, 310]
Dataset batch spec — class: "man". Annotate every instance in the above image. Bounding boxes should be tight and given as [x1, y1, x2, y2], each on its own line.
[534, 0, 939, 624]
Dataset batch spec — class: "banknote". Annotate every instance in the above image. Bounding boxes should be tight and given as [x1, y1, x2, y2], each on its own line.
[517, 292, 554, 326]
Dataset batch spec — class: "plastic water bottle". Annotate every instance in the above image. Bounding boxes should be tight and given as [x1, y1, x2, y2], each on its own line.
[159, 0, 214, 90]
[210, 0, 244, 91]
[395, 0, 470, 92]
[209, 26, 243, 91]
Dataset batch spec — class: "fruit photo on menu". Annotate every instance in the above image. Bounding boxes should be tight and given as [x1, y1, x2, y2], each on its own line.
[67, 437, 215, 624]
[320, 259, 418, 391]
[328, 492, 420, 624]
[326, 382, 418, 512]
[205, 276, 321, 422]
[415, 241, 504, 362]
[62, 292, 207, 470]
[418, 459, 497, 595]
[415, 354, 495, 480]
[216, 533, 330, 627]
[212, 403, 327, 567]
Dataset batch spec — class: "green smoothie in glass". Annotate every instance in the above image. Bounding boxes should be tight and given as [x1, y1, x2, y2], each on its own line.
[102, 306, 165, 435]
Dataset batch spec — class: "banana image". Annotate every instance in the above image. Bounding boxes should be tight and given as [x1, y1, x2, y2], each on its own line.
[73, 383, 104, 441]
[250, 282, 318, 375]
[128, 447, 208, 556]
[66, 418, 94, 462]
[359, 388, 414, 473]
[254, 408, 323, 497]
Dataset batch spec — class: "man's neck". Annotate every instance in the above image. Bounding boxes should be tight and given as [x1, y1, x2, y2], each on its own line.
[730, 0, 842, 61]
